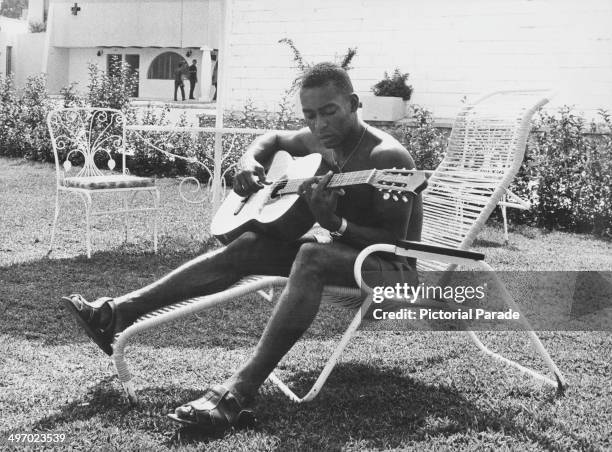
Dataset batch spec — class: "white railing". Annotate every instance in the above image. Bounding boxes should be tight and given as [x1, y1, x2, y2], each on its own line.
[125, 125, 282, 209]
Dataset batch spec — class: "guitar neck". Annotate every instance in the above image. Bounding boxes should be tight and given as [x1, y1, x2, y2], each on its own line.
[277, 170, 376, 195]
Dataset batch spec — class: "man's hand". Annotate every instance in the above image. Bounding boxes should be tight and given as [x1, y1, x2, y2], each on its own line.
[298, 171, 344, 231]
[233, 157, 270, 197]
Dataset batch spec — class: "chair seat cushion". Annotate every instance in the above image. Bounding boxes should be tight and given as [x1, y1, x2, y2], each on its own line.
[63, 175, 155, 190]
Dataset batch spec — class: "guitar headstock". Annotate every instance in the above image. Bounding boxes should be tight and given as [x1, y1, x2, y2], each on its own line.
[369, 168, 429, 202]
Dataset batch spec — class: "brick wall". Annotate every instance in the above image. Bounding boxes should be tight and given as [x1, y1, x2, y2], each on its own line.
[225, 0, 612, 121]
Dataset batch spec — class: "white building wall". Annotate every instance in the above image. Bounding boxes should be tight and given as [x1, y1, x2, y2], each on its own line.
[0, 16, 28, 35]
[13, 33, 46, 86]
[225, 0, 612, 120]
[49, 0, 221, 49]
[0, 17, 28, 77]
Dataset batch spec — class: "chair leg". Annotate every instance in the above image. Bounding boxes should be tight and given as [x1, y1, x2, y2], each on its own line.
[77, 192, 93, 259]
[123, 196, 129, 244]
[268, 298, 369, 403]
[153, 189, 160, 254]
[501, 196, 509, 243]
[466, 330, 566, 391]
[47, 189, 61, 256]
[113, 349, 138, 404]
[471, 261, 567, 392]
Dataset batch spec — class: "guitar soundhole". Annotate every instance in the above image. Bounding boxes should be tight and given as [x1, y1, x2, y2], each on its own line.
[270, 179, 287, 198]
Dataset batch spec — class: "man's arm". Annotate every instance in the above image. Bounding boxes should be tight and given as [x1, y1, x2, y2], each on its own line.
[303, 146, 416, 249]
[234, 128, 312, 196]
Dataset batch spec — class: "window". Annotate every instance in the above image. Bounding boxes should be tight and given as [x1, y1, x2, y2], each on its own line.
[147, 52, 186, 80]
[6, 46, 12, 75]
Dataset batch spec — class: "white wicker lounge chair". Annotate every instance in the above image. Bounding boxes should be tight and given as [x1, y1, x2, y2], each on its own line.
[111, 90, 566, 403]
[47, 108, 160, 258]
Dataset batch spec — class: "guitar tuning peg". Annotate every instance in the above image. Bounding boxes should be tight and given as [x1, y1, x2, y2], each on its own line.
[383, 192, 390, 200]
[392, 194, 399, 201]
[402, 196, 408, 202]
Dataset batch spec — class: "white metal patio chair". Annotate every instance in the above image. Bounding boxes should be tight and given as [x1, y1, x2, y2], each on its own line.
[110, 90, 566, 403]
[47, 108, 160, 258]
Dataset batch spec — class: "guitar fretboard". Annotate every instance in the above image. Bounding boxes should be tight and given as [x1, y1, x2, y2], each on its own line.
[276, 170, 375, 195]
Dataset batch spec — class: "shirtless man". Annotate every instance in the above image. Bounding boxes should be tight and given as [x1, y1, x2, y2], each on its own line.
[63, 62, 422, 431]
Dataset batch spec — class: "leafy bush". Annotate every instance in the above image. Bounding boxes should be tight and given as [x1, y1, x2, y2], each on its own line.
[0, 0, 26, 18]
[376, 105, 448, 170]
[28, 21, 47, 33]
[124, 95, 304, 184]
[58, 82, 85, 108]
[86, 60, 138, 111]
[504, 107, 612, 237]
[0, 74, 53, 161]
[371, 69, 413, 101]
[390, 105, 448, 170]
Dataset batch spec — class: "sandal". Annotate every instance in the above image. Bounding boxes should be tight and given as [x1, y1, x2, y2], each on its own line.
[167, 385, 255, 431]
[62, 294, 116, 356]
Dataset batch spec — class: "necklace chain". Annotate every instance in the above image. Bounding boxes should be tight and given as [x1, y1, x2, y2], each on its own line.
[335, 125, 367, 173]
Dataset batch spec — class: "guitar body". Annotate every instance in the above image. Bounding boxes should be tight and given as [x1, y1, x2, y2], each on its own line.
[211, 151, 322, 244]
[211, 150, 428, 245]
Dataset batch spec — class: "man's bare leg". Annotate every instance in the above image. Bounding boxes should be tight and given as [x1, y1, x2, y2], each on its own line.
[217, 241, 404, 402]
[94, 232, 300, 335]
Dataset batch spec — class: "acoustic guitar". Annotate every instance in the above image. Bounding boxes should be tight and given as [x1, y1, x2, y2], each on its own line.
[210, 150, 428, 244]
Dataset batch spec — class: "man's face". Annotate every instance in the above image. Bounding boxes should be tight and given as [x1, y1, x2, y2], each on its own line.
[300, 82, 356, 148]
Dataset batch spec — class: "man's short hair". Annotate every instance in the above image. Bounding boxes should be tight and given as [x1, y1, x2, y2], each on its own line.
[300, 62, 354, 95]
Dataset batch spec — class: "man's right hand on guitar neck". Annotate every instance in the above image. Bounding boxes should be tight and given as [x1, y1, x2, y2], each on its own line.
[233, 157, 270, 196]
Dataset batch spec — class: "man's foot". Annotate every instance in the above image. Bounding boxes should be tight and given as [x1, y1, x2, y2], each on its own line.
[167, 385, 255, 431]
[62, 294, 116, 356]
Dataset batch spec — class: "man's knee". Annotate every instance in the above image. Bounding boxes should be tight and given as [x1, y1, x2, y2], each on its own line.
[226, 231, 264, 255]
[292, 242, 332, 278]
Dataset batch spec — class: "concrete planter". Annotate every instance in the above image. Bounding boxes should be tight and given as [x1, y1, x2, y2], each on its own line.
[361, 95, 407, 122]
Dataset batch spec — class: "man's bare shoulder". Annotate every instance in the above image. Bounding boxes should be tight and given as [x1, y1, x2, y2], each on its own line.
[277, 127, 323, 156]
[367, 126, 416, 170]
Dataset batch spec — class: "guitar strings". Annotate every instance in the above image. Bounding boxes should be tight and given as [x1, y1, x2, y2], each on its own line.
[274, 170, 375, 195]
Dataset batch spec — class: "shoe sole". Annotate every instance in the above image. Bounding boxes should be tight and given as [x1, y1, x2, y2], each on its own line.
[62, 297, 113, 356]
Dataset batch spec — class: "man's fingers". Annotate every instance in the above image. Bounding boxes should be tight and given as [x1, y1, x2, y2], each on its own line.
[255, 167, 271, 185]
[314, 171, 333, 194]
[299, 176, 319, 195]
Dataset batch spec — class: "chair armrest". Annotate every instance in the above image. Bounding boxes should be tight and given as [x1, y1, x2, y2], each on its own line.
[353, 242, 485, 290]
[396, 240, 484, 261]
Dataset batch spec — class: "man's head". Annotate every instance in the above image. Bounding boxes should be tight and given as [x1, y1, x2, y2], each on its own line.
[192, 59, 197, 65]
[299, 62, 359, 148]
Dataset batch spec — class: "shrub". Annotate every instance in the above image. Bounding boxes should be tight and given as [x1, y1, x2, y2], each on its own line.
[0, 75, 21, 157]
[499, 107, 612, 237]
[60, 82, 87, 108]
[86, 60, 138, 111]
[379, 105, 448, 170]
[0, 74, 53, 161]
[371, 69, 413, 101]
[28, 21, 47, 33]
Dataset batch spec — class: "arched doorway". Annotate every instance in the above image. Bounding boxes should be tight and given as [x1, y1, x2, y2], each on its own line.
[147, 51, 187, 80]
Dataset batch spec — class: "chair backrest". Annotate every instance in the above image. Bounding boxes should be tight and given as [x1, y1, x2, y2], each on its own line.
[47, 108, 127, 185]
[418, 90, 551, 272]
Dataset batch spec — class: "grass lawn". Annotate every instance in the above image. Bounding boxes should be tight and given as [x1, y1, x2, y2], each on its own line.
[1, 156, 611, 451]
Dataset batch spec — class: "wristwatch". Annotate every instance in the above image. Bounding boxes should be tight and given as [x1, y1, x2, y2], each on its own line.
[330, 217, 348, 238]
